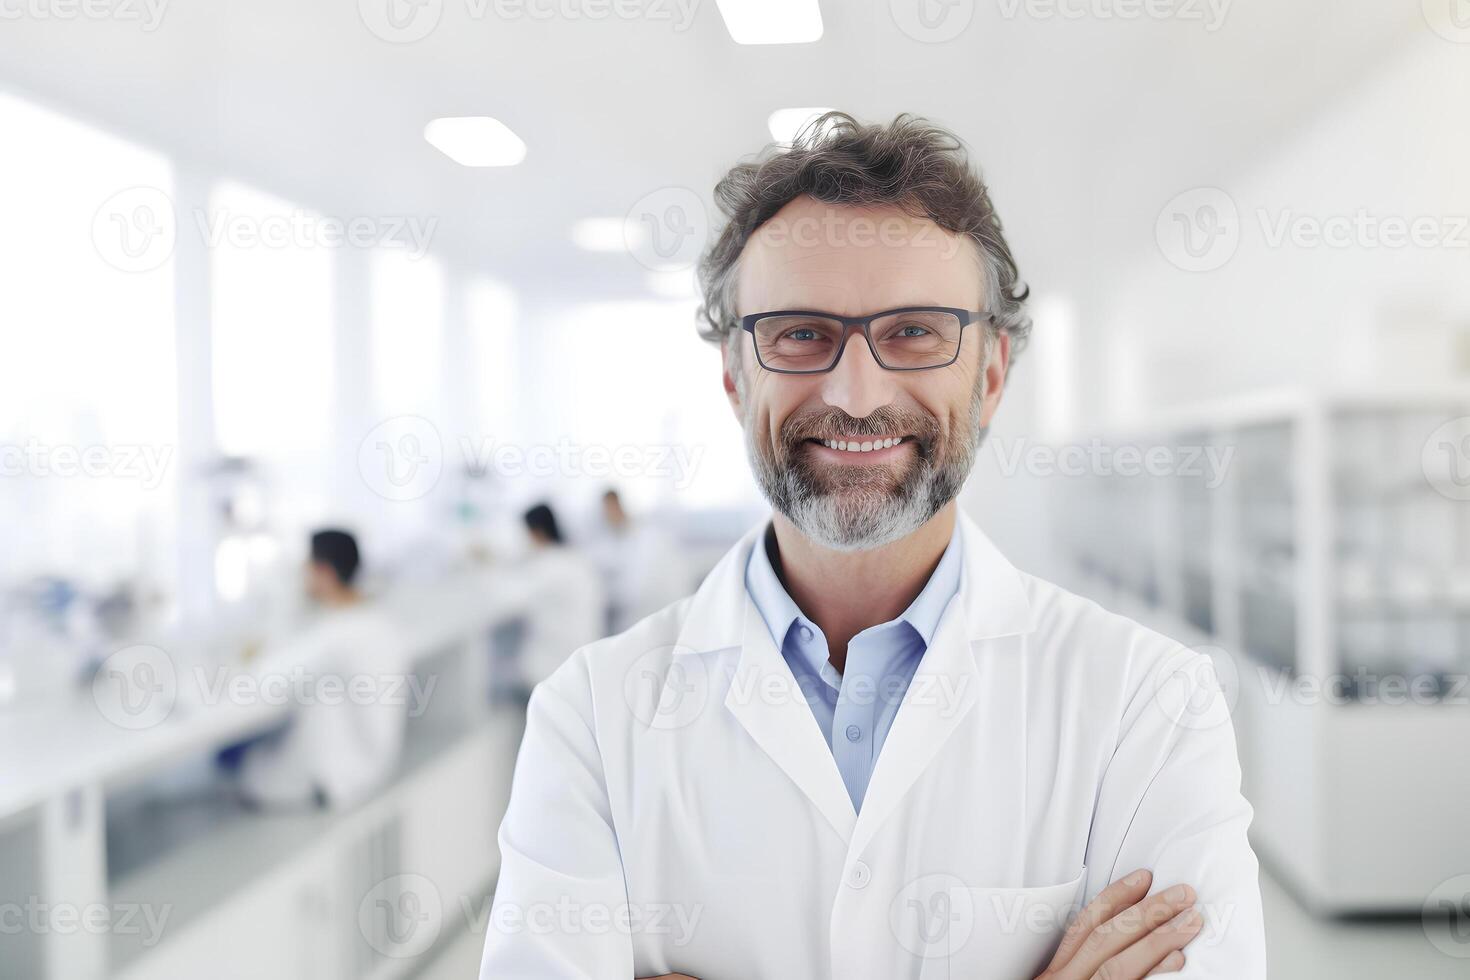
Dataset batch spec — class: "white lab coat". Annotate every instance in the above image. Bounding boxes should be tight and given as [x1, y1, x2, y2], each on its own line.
[479, 511, 1267, 979]
[236, 603, 408, 810]
[516, 544, 608, 689]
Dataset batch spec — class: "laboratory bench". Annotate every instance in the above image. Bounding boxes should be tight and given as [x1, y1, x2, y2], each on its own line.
[0, 566, 533, 980]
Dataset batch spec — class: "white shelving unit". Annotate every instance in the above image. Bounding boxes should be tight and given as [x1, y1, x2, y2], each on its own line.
[1057, 387, 1470, 914]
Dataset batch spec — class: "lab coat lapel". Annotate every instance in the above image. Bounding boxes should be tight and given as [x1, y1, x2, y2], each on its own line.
[724, 598, 858, 842]
[673, 520, 858, 844]
[851, 511, 1037, 856]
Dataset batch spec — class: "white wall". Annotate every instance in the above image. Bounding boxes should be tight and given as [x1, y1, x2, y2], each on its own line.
[1083, 31, 1470, 421]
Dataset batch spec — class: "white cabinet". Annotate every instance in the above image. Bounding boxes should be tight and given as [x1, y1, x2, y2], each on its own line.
[1057, 387, 1470, 913]
[111, 718, 517, 980]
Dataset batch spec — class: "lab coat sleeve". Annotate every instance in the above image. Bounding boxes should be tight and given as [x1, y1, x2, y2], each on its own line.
[479, 655, 635, 979]
[1082, 644, 1268, 979]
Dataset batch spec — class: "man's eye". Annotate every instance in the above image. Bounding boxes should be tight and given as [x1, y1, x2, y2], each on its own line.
[898, 324, 930, 337]
[785, 328, 820, 342]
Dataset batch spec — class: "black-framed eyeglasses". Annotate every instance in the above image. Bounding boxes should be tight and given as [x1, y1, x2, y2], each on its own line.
[740, 306, 990, 374]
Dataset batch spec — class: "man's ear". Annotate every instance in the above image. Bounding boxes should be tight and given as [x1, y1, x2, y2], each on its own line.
[978, 331, 1011, 428]
[720, 336, 745, 422]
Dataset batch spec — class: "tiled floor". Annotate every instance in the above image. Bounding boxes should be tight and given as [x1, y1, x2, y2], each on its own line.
[419, 867, 1468, 979]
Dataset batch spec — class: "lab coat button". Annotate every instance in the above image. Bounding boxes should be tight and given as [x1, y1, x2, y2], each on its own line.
[848, 861, 872, 889]
[799, 624, 814, 641]
[844, 724, 862, 742]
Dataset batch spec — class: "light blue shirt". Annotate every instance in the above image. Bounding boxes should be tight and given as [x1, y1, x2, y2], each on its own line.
[743, 520, 964, 813]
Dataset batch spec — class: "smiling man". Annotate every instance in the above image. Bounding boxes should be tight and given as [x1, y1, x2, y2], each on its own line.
[478, 113, 1266, 979]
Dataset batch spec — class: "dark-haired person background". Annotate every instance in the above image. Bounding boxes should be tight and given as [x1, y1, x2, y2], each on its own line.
[512, 503, 607, 693]
[224, 527, 410, 810]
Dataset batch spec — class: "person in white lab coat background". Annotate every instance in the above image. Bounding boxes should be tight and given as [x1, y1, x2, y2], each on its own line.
[589, 487, 689, 634]
[480, 113, 1266, 980]
[229, 529, 409, 810]
[514, 502, 607, 691]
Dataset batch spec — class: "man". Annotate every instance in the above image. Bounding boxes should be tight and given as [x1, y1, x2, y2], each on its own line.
[589, 488, 688, 634]
[479, 113, 1266, 979]
[515, 502, 607, 690]
[232, 529, 408, 810]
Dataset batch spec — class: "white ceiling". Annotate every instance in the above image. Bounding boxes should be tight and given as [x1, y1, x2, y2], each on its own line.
[0, 0, 1424, 305]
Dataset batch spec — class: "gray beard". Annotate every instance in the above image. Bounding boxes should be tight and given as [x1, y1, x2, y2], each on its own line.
[742, 383, 988, 553]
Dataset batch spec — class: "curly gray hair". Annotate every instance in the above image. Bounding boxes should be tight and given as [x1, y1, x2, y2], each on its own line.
[695, 111, 1031, 373]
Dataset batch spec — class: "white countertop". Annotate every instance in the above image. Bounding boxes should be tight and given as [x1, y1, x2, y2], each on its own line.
[0, 565, 534, 821]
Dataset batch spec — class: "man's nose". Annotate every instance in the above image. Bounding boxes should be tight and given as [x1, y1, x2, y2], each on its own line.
[819, 329, 897, 419]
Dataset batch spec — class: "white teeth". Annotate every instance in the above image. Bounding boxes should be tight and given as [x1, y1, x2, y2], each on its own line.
[820, 437, 905, 453]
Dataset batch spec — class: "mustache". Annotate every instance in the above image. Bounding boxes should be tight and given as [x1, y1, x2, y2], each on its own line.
[778, 405, 940, 446]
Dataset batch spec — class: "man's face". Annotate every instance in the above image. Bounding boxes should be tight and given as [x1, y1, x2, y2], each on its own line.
[304, 559, 337, 603]
[722, 196, 1009, 551]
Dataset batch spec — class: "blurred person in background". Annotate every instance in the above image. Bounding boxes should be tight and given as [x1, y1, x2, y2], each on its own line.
[515, 503, 606, 691]
[589, 487, 688, 633]
[225, 529, 409, 810]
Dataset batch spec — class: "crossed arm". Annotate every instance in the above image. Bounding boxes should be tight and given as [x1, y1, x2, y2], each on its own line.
[482, 649, 1266, 979]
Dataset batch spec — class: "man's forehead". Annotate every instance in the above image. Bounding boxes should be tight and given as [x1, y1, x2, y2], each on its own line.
[736, 197, 980, 314]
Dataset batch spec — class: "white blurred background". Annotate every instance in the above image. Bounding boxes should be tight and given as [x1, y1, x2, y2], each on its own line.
[1, 1, 1469, 977]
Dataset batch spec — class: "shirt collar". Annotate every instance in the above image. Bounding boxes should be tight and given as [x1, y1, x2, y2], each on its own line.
[742, 517, 965, 654]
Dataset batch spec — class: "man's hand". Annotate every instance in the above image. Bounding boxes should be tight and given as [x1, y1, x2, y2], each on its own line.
[637, 871, 1196, 980]
[1035, 869, 1202, 979]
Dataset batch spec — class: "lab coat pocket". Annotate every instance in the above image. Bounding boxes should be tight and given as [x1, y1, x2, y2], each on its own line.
[890, 866, 1086, 980]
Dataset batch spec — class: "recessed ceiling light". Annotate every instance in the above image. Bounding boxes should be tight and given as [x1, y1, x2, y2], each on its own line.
[768, 107, 837, 145]
[714, 0, 822, 44]
[423, 117, 526, 167]
[571, 218, 631, 252]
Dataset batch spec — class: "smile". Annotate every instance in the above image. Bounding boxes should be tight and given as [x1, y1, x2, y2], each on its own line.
[807, 435, 912, 455]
